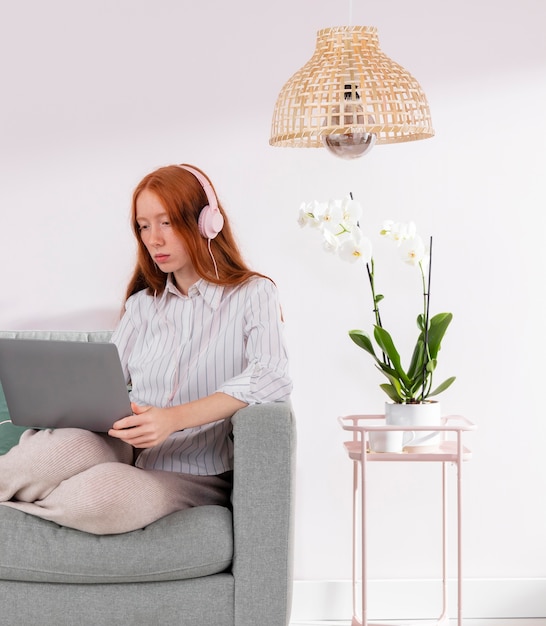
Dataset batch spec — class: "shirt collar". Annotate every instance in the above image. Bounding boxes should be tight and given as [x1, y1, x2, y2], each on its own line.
[162, 274, 224, 311]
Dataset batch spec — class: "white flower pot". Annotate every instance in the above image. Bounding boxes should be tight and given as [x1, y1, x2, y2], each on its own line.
[384, 401, 442, 453]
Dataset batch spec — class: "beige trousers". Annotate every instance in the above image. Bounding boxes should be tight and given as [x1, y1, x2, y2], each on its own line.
[0, 428, 232, 535]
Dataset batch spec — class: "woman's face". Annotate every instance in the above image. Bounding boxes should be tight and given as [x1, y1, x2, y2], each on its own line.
[135, 188, 199, 294]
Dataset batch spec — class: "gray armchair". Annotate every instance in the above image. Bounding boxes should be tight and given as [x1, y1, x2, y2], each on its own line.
[0, 331, 296, 626]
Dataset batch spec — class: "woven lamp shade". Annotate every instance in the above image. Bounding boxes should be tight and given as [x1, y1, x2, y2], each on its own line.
[270, 26, 434, 149]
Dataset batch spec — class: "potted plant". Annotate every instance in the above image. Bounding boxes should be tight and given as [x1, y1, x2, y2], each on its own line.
[298, 198, 455, 449]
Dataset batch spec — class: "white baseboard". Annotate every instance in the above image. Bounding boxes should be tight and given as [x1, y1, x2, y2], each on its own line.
[291, 578, 546, 621]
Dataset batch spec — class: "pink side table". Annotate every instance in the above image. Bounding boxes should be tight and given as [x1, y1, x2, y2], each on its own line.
[338, 414, 477, 626]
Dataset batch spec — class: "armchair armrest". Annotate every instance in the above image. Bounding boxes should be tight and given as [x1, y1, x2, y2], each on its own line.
[231, 401, 296, 626]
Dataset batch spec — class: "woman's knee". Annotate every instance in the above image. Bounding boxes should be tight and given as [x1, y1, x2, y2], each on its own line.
[20, 428, 133, 464]
[49, 463, 173, 534]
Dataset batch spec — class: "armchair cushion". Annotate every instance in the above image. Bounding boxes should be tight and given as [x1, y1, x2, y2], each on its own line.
[0, 504, 233, 584]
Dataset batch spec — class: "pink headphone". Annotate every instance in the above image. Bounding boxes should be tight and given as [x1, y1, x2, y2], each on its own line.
[177, 164, 224, 240]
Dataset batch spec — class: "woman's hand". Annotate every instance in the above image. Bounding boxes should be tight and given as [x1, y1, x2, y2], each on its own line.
[108, 393, 247, 449]
[108, 402, 178, 449]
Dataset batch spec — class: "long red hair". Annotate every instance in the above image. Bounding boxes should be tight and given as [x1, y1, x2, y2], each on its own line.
[124, 164, 267, 300]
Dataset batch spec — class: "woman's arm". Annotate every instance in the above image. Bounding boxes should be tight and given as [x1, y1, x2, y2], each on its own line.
[216, 278, 292, 404]
[108, 392, 247, 448]
[109, 278, 291, 449]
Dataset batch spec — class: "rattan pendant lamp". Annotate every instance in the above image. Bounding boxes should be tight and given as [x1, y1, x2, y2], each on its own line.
[269, 25, 434, 159]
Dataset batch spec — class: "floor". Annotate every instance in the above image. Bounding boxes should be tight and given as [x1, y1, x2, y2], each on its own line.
[290, 617, 546, 626]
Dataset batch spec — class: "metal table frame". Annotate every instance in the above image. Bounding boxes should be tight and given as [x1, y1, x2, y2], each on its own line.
[339, 414, 477, 626]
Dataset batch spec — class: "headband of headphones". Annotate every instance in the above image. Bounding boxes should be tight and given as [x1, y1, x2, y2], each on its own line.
[177, 164, 224, 240]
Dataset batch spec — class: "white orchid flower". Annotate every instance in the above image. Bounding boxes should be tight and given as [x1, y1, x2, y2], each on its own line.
[322, 227, 340, 253]
[338, 231, 373, 264]
[297, 207, 310, 228]
[346, 222, 367, 242]
[320, 222, 342, 240]
[380, 220, 393, 236]
[298, 202, 321, 228]
[318, 199, 343, 228]
[381, 220, 417, 245]
[341, 198, 363, 226]
[399, 235, 427, 266]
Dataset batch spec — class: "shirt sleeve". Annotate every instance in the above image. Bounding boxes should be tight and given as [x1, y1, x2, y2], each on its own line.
[217, 278, 293, 404]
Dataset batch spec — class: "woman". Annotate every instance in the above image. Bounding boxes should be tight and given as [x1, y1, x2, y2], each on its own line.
[0, 164, 292, 534]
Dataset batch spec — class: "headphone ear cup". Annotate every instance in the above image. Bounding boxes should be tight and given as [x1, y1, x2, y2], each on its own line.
[198, 205, 225, 239]
[176, 164, 224, 239]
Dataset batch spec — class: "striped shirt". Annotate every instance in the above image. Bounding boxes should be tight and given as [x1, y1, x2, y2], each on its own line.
[111, 275, 292, 475]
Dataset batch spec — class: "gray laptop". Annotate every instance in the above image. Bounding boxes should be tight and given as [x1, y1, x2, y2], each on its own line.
[0, 338, 132, 432]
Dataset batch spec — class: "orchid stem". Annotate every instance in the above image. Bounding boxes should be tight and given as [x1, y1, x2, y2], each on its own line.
[421, 236, 433, 401]
[350, 191, 390, 368]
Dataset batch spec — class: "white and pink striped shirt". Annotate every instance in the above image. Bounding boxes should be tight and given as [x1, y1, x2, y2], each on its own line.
[111, 275, 292, 475]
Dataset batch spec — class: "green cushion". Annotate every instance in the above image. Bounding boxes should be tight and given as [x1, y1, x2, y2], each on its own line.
[0, 383, 28, 455]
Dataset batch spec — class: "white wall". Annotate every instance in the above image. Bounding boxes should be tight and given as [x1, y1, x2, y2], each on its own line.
[1, 0, 545, 619]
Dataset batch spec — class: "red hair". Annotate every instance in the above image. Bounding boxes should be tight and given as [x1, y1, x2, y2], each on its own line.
[124, 164, 267, 300]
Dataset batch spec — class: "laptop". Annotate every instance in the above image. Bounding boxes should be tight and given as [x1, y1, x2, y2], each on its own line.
[0, 338, 132, 432]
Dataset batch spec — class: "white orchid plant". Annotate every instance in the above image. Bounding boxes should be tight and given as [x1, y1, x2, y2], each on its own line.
[298, 197, 455, 404]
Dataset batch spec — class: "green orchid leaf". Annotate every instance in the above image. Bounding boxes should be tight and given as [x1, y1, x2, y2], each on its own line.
[379, 383, 403, 403]
[426, 313, 453, 359]
[428, 376, 456, 397]
[375, 363, 400, 381]
[349, 330, 394, 375]
[348, 330, 377, 357]
[417, 314, 426, 331]
[378, 366, 415, 403]
[409, 376, 426, 396]
[407, 339, 425, 380]
[373, 326, 410, 385]
[378, 367, 405, 393]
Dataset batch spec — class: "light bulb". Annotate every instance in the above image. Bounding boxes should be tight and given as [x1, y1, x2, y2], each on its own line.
[322, 85, 377, 159]
[323, 129, 376, 159]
